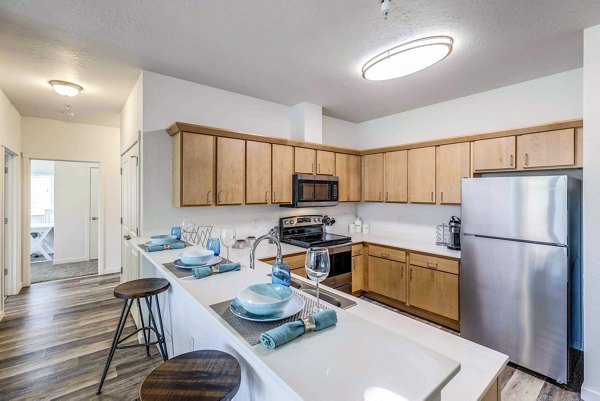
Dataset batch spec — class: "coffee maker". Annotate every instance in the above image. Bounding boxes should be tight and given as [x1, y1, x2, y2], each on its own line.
[447, 216, 461, 250]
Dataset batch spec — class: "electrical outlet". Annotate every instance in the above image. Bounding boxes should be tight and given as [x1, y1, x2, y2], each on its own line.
[252, 219, 259, 229]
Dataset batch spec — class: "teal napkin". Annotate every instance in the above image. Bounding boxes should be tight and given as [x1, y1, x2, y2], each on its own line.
[217, 262, 241, 273]
[191, 266, 212, 278]
[259, 309, 337, 350]
[147, 241, 186, 252]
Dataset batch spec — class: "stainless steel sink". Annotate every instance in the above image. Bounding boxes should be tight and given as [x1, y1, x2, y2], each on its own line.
[289, 278, 357, 309]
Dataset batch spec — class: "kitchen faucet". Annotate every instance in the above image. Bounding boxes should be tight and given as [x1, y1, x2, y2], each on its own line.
[249, 234, 282, 270]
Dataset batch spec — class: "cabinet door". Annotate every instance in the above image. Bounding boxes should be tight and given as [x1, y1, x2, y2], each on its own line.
[336, 153, 361, 202]
[216, 137, 245, 205]
[272, 144, 294, 204]
[351, 255, 365, 293]
[473, 136, 516, 171]
[384, 151, 408, 203]
[409, 265, 458, 321]
[178, 133, 215, 206]
[246, 141, 271, 204]
[294, 147, 316, 174]
[316, 150, 335, 175]
[362, 154, 384, 202]
[436, 143, 470, 204]
[517, 129, 575, 169]
[367, 256, 406, 302]
[408, 147, 436, 203]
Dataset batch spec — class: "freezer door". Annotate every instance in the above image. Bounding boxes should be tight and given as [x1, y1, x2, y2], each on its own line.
[461, 175, 568, 244]
[461, 235, 569, 383]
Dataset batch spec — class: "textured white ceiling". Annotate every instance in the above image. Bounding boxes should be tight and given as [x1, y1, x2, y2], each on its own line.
[1, 0, 599, 126]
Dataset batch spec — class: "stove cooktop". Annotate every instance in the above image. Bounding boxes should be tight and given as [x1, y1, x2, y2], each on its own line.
[281, 233, 351, 248]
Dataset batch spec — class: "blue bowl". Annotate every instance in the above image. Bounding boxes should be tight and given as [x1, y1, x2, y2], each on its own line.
[149, 235, 177, 245]
[179, 249, 214, 265]
[235, 283, 293, 316]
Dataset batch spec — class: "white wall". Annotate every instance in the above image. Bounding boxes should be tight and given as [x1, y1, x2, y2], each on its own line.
[582, 26, 600, 401]
[322, 115, 360, 149]
[120, 72, 142, 153]
[353, 69, 583, 241]
[52, 161, 99, 264]
[0, 88, 22, 315]
[140, 71, 359, 239]
[21, 117, 121, 280]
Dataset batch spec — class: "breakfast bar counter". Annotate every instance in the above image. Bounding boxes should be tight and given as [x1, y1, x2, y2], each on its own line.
[133, 238, 506, 401]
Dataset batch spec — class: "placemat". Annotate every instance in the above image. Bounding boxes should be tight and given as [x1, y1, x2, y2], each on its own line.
[162, 258, 233, 278]
[210, 290, 329, 346]
[139, 241, 191, 253]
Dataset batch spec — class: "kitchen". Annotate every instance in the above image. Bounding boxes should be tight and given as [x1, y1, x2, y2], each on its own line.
[0, 1, 599, 401]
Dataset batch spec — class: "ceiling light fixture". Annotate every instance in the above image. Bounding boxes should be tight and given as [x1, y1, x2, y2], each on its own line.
[362, 36, 454, 81]
[49, 80, 83, 97]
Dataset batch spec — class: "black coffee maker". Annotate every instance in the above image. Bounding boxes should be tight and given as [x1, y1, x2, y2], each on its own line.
[447, 216, 461, 250]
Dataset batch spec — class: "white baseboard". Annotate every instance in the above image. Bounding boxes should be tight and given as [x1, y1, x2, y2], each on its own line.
[52, 257, 89, 265]
[582, 384, 600, 401]
[101, 267, 121, 275]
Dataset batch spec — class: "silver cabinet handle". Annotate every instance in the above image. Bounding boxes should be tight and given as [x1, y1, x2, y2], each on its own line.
[273, 190, 277, 202]
[441, 192, 444, 202]
[217, 191, 223, 203]
[427, 261, 438, 268]
[385, 191, 388, 201]
[206, 190, 211, 204]
[265, 190, 269, 202]
[430, 192, 434, 202]
[524, 153, 529, 166]
[312, 162, 315, 173]
[509, 154, 514, 167]
[400, 265, 404, 278]
[409, 267, 413, 281]
[318, 163, 321, 173]
[381, 252, 390, 259]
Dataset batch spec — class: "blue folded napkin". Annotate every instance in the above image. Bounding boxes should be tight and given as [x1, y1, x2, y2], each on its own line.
[192, 266, 212, 278]
[259, 309, 337, 350]
[146, 241, 186, 252]
[216, 262, 241, 273]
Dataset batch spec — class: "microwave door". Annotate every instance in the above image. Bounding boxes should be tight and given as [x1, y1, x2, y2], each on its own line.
[298, 181, 315, 202]
[313, 182, 330, 201]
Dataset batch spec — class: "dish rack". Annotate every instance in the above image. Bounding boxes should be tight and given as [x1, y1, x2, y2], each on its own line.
[182, 225, 213, 247]
[436, 223, 450, 246]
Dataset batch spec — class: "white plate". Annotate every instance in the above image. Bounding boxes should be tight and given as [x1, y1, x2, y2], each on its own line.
[230, 293, 305, 322]
[173, 255, 222, 269]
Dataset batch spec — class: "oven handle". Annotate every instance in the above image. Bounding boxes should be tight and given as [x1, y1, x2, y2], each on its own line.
[327, 244, 352, 254]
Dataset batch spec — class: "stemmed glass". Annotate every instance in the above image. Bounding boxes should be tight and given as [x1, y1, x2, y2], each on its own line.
[305, 247, 330, 312]
[220, 227, 236, 262]
[182, 217, 194, 236]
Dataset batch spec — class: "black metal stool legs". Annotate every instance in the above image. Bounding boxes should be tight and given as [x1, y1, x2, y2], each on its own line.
[97, 298, 132, 394]
[145, 295, 169, 361]
[137, 298, 150, 357]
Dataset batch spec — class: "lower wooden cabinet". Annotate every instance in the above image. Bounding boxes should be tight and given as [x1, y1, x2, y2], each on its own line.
[408, 265, 459, 321]
[367, 256, 406, 303]
[351, 244, 365, 292]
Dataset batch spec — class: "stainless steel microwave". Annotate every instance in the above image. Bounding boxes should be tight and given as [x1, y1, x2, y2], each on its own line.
[281, 174, 339, 208]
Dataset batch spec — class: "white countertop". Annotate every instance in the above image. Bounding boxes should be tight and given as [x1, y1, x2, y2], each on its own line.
[134, 238, 506, 401]
[347, 233, 461, 259]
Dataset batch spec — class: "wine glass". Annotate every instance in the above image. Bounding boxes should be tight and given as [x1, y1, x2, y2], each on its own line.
[305, 247, 330, 312]
[220, 227, 236, 261]
[182, 217, 194, 234]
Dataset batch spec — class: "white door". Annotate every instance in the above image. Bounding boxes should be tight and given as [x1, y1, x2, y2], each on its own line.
[121, 144, 139, 283]
[89, 167, 99, 260]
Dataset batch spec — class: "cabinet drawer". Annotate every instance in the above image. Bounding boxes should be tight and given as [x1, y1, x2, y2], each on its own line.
[368, 245, 406, 262]
[409, 252, 459, 275]
[351, 244, 363, 256]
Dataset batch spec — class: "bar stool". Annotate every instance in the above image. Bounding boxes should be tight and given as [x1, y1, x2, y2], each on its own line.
[97, 278, 171, 394]
[140, 350, 241, 401]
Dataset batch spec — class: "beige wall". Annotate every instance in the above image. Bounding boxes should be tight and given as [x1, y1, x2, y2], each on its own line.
[22, 117, 120, 283]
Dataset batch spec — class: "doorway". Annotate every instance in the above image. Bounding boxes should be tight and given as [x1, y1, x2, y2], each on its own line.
[30, 160, 100, 283]
[2, 149, 17, 306]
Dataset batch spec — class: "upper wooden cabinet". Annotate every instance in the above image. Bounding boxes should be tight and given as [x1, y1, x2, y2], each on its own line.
[216, 137, 245, 205]
[517, 129, 575, 169]
[473, 136, 516, 172]
[408, 147, 436, 204]
[316, 150, 335, 175]
[362, 153, 384, 202]
[436, 143, 470, 204]
[173, 132, 215, 207]
[336, 153, 361, 202]
[272, 144, 294, 204]
[246, 141, 271, 204]
[384, 151, 408, 203]
[294, 147, 316, 174]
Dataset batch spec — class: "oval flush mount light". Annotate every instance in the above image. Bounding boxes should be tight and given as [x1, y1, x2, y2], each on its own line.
[49, 80, 83, 97]
[362, 36, 454, 81]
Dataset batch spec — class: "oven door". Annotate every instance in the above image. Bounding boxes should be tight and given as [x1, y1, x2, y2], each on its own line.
[322, 244, 352, 293]
[293, 174, 339, 207]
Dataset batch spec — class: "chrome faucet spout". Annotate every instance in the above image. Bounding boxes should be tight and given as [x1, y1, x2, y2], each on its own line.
[249, 234, 282, 270]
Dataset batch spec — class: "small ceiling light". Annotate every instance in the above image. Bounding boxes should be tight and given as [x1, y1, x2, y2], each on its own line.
[362, 36, 454, 81]
[49, 80, 83, 97]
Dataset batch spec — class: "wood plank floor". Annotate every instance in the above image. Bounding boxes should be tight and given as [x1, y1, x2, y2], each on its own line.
[0, 274, 162, 400]
[362, 297, 584, 401]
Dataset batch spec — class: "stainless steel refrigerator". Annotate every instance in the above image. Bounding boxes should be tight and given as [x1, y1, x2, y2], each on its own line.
[461, 175, 582, 384]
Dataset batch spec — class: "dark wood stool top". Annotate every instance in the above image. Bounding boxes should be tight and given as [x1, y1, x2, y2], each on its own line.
[140, 350, 241, 401]
[114, 278, 170, 300]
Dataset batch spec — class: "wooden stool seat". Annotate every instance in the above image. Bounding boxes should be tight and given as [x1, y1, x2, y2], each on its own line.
[140, 350, 241, 401]
[114, 278, 170, 300]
